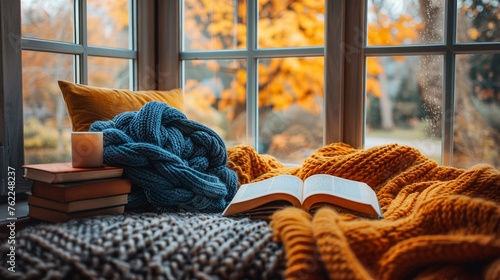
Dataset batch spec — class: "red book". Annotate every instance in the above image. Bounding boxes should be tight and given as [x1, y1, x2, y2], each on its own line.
[28, 193, 129, 212]
[30, 178, 132, 202]
[23, 162, 123, 183]
[28, 205, 125, 223]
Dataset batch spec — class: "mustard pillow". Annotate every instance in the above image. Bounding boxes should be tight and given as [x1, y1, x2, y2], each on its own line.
[58, 80, 184, 131]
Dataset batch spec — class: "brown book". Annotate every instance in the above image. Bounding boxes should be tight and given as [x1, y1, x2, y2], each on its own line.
[30, 178, 132, 202]
[223, 174, 383, 220]
[28, 205, 125, 223]
[28, 193, 128, 213]
[23, 162, 123, 183]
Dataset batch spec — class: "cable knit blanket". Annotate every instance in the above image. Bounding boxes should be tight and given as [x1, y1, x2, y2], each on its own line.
[89, 101, 238, 213]
[226, 143, 500, 280]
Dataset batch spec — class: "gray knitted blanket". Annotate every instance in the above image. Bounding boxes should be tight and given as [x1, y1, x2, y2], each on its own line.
[0, 212, 285, 279]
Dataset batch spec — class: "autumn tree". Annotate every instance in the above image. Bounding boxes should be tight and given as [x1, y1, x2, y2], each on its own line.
[453, 0, 500, 167]
[183, 0, 325, 161]
[21, 0, 130, 163]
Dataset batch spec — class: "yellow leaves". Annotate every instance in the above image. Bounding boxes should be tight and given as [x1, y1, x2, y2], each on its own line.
[468, 28, 480, 40]
[206, 60, 220, 72]
[367, 13, 421, 46]
[218, 68, 247, 120]
[256, 57, 323, 114]
[185, 1, 325, 117]
[366, 77, 382, 98]
[90, 0, 129, 31]
[258, 0, 324, 48]
[184, 79, 217, 110]
[184, 0, 244, 50]
[367, 24, 396, 45]
[236, 69, 247, 84]
[366, 57, 384, 76]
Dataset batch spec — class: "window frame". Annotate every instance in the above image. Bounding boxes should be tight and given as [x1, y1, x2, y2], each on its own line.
[0, 0, 26, 195]
[363, 0, 500, 166]
[172, 0, 362, 151]
[0, 0, 140, 195]
[171, 0, 500, 167]
[179, 0, 326, 149]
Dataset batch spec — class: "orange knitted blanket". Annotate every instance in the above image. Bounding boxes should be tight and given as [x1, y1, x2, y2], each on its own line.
[227, 143, 500, 280]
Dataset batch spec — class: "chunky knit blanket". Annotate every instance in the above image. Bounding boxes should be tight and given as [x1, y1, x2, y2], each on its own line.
[226, 143, 500, 280]
[89, 101, 238, 213]
[0, 212, 285, 279]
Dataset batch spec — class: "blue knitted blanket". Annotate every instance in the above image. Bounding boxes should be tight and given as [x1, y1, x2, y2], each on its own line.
[89, 101, 238, 213]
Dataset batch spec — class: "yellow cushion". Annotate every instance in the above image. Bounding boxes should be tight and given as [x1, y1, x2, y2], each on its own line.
[58, 80, 184, 131]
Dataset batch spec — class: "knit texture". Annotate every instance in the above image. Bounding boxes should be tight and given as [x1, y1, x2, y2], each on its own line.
[227, 143, 500, 280]
[0, 212, 285, 279]
[89, 101, 238, 213]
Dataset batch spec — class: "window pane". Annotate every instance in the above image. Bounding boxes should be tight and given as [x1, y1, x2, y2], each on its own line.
[22, 51, 74, 164]
[183, 60, 247, 147]
[258, 57, 324, 164]
[87, 0, 131, 49]
[365, 55, 443, 163]
[88, 57, 130, 88]
[182, 0, 246, 51]
[258, 0, 324, 48]
[454, 54, 500, 169]
[456, 1, 500, 43]
[366, 0, 445, 46]
[21, 0, 74, 42]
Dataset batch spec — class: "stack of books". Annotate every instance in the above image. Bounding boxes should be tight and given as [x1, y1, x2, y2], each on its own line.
[23, 162, 132, 223]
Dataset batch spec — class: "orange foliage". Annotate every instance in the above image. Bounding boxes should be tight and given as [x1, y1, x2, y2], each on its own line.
[365, 5, 422, 98]
[184, 0, 324, 121]
[183, 0, 423, 118]
[21, 1, 131, 123]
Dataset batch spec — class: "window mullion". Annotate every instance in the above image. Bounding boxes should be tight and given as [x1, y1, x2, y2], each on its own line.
[0, 0, 31, 195]
[76, 0, 88, 84]
[129, 0, 137, 90]
[442, 0, 458, 166]
[324, 0, 345, 144]
[247, 0, 258, 149]
[343, 0, 366, 149]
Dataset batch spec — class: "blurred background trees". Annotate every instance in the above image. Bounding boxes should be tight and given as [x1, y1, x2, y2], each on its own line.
[21, 0, 131, 163]
[21, 0, 499, 168]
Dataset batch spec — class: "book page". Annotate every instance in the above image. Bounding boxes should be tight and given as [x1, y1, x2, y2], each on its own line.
[303, 174, 379, 210]
[229, 175, 303, 204]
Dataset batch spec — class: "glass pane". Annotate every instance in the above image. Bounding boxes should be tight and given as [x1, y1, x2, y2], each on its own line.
[88, 57, 130, 88]
[87, 0, 131, 49]
[258, 57, 324, 164]
[182, 0, 246, 51]
[366, 0, 444, 46]
[183, 60, 247, 147]
[454, 54, 500, 169]
[365, 55, 443, 163]
[456, 1, 500, 43]
[21, 0, 74, 42]
[258, 0, 324, 48]
[22, 51, 74, 164]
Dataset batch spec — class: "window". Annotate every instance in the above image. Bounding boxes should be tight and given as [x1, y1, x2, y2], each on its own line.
[180, 0, 325, 164]
[177, 0, 500, 169]
[21, 0, 136, 164]
[0, 0, 137, 195]
[364, 0, 499, 168]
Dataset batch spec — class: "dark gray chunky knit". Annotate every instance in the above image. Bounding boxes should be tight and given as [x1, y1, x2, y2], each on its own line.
[0, 213, 285, 279]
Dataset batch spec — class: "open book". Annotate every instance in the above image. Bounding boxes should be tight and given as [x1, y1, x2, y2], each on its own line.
[223, 174, 383, 219]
